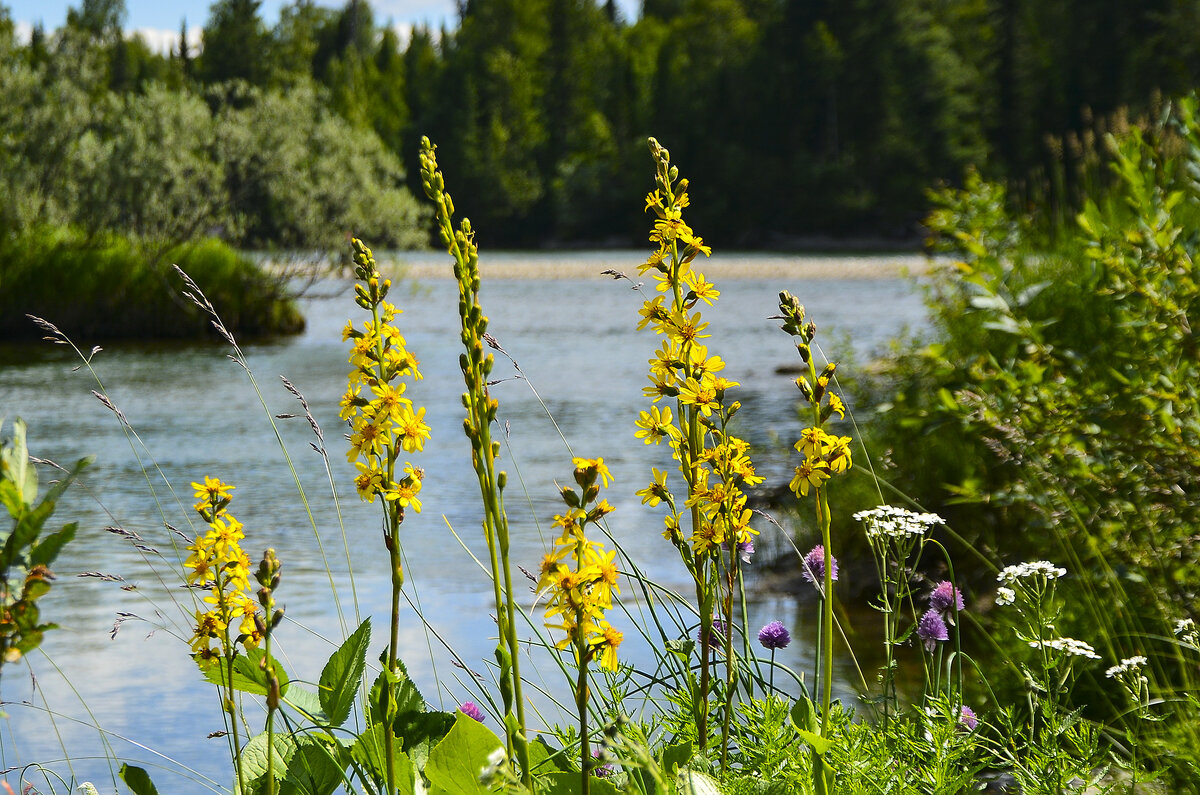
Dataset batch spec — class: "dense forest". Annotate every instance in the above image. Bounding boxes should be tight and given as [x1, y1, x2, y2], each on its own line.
[4, 0, 1200, 248]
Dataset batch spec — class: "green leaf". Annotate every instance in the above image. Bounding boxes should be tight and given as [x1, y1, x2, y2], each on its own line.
[350, 723, 415, 793]
[203, 648, 291, 697]
[677, 769, 722, 795]
[527, 736, 571, 775]
[283, 686, 326, 723]
[29, 522, 76, 567]
[660, 739, 692, 775]
[425, 712, 503, 794]
[796, 728, 832, 755]
[281, 736, 348, 795]
[789, 697, 818, 734]
[239, 731, 298, 784]
[319, 619, 371, 728]
[119, 764, 161, 795]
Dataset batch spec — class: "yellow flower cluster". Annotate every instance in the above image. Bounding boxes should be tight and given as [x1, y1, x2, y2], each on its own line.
[777, 292, 853, 499]
[341, 239, 429, 510]
[186, 477, 261, 669]
[539, 458, 623, 672]
[635, 139, 761, 559]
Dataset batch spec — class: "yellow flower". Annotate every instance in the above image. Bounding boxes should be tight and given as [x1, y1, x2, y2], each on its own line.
[346, 421, 389, 462]
[795, 426, 832, 460]
[593, 622, 624, 671]
[572, 457, 613, 488]
[635, 404, 677, 445]
[353, 460, 384, 502]
[385, 477, 423, 513]
[396, 405, 431, 453]
[191, 476, 233, 511]
[636, 468, 671, 507]
[827, 392, 846, 419]
[790, 459, 831, 497]
[677, 375, 720, 416]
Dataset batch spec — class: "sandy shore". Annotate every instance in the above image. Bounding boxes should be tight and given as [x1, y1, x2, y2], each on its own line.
[378, 249, 932, 281]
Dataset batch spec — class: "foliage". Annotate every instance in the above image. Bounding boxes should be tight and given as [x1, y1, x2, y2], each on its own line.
[0, 420, 91, 672]
[0, 229, 303, 339]
[863, 94, 1200, 786]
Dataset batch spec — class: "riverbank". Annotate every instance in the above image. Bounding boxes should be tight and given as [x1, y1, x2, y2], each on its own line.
[381, 249, 932, 281]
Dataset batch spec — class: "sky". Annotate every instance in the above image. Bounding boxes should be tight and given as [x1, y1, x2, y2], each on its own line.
[7, 1, 642, 53]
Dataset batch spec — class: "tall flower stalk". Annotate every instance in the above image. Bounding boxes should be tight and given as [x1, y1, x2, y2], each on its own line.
[633, 138, 761, 759]
[418, 137, 531, 786]
[776, 292, 852, 794]
[186, 477, 263, 795]
[540, 457, 623, 795]
[341, 238, 430, 794]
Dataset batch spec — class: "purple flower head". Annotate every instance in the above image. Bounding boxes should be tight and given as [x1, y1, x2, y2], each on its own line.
[930, 581, 965, 614]
[917, 609, 949, 653]
[459, 701, 484, 722]
[959, 705, 978, 731]
[721, 538, 755, 564]
[801, 545, 839, 586]
[697, 619, 728, 646]
[758, 620, 791, 650]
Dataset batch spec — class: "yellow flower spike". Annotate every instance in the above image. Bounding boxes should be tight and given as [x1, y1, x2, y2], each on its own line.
[346, 421, 390, 462]
[636, 468, 672, 507]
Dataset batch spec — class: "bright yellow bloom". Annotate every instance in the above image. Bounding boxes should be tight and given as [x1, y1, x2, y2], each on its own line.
[790, 459, 831, 497]
[593, 622, 624, 672]
[635, 404, 677, 444]
[637, 468, 671, 507]
[346, 421, 389, 462]
[191, 476, 233, 510]
[677, 375, 720, 416]
[827, 393, 846, 419]
[396, 405, 431, 453]
[795, 426, 832, 460]
[354, 460, 384, 501]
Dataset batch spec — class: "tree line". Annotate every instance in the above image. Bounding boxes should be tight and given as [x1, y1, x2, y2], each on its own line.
[5, 0, 1200, 249]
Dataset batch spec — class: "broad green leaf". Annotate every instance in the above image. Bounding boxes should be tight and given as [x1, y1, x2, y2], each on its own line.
[789, 696, 818, 734]
[527, 736, 571, 775]
[796, 728, 832, 755]
[660, 739, 691, 775]
[350, 723, 415, 794]
[281, 736, 347, 795]
[119, 764, 161, 795]
[400, 710, 455, 772]
[284, 686, 326, 723]
[677, 769, 721, 795]
[240, 730, 298, 784]
[319, 619, 370, 728]
[425, 712, 503, 794]
[203, 648, 291, 697]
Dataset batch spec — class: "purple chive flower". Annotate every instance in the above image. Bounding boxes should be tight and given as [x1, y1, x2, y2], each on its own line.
[758, 620, 791, 650]
[959, 705, 978, 731]
[459, 701, 484, 722]
[801, 545, 839, 585]
[917, 609, 949, 653]
[930, 581, 965, 614]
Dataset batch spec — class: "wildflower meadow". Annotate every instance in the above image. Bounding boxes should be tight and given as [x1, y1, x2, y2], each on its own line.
[2, 128, 1199, 795]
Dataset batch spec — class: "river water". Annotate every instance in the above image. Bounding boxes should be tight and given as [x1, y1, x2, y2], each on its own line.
[0, 250, 928, 792]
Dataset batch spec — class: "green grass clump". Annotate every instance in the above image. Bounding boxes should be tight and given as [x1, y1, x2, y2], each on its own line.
[0, 228, 304, 340]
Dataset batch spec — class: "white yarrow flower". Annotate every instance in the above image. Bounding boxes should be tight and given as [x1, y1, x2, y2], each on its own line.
[996, 586, 1016, 606]
[854, 504, 945, 541]
[1029, 637, 1100, 659]
[997, 560, 1067, 585]
[1106, 655, 1148, 679]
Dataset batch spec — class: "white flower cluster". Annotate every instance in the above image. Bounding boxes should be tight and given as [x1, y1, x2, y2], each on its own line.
[853, 504, 945, 540]
[997, 560, 1066, 585]
[1028, 637, 1100, 659]
[1175, 618, 1198, 644]
[996, 586, 1016, 606]
[1105, 655, 1148, 679]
